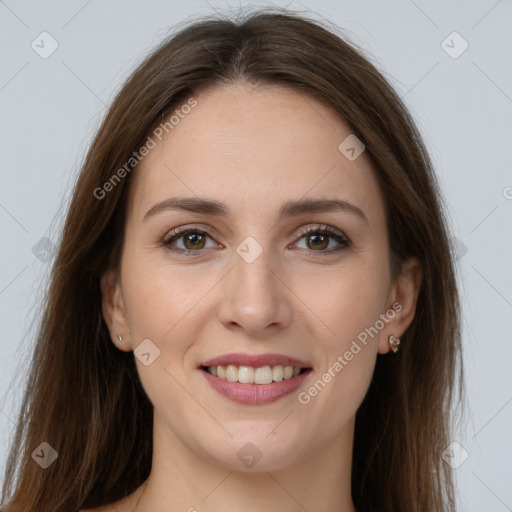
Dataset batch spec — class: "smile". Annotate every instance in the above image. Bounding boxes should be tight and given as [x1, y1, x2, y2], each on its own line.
[202, 364, 307, 384]
[199, 365, 312, 405]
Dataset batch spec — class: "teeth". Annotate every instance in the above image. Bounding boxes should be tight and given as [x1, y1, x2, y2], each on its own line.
[225, 364, 238, 382]
[272, 365, 283, 382]
[238, 366, 254, 384]
[205, 364, 306, 384]
[254, 366, 273, 384]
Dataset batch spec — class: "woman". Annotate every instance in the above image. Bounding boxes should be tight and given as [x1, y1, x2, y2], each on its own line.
[0, 8, 463, 512]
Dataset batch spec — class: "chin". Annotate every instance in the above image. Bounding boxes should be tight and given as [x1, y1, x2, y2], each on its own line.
[196, 431, 307, 473]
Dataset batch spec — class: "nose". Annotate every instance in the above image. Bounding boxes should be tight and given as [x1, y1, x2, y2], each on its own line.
[217, 246, 293, 337]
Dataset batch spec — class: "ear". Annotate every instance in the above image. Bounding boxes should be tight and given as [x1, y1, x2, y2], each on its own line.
[378, 256, 423, 355]
[100, 269, 132, 352]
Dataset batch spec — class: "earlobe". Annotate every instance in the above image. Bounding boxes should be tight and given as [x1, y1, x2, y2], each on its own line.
[378, 256, 423, 354]
[100, 269, 131, 352]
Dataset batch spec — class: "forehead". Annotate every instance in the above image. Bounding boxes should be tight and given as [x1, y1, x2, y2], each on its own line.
[128, 83, 385, 225]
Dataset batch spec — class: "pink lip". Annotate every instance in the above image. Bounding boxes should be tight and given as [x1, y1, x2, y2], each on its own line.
[200, 368, 312, 405]
[200, 352, 312, 369]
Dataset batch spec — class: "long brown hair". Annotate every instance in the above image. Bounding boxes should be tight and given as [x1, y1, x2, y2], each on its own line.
[1, 8, 463, 511]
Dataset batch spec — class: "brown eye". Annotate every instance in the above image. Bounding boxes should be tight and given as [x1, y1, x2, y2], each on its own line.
[162, 224, 349, 257]
[182, 232, 207, 250]
[294, 225, 350, 254]
[162, 228, 218, 255]
[305, 233, 330, 251]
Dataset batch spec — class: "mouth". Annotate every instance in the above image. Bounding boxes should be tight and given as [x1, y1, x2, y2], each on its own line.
[200, 364, 311, 384]
[198, 353, 313, 405]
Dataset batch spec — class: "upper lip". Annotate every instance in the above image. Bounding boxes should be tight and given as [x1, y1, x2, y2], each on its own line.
[200, 352, 312, 369]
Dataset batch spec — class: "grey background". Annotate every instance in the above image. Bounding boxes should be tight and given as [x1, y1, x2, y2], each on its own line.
[1, 0, 511, 509]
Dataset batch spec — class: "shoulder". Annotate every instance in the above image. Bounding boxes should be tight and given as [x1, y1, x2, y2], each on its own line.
[79, 502, 125, 512]
[79, 507, 113, 512]
[80, 504, 128, 512]
[79, 505, 120, 512]
[79, 484, 145, 512]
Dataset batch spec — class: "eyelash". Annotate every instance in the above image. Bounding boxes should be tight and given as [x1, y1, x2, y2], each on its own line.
[161, 224, 350, 257]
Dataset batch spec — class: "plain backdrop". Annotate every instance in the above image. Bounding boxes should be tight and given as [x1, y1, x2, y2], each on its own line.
[1, 0, 511, 510]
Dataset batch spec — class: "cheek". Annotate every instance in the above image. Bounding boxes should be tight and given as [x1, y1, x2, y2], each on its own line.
[298, 301, 379, 441]
[305, 351, 376, 444]
[120, 247, 211, 338]
[302, 258, 389, 343]
[297, 259, 387, 406]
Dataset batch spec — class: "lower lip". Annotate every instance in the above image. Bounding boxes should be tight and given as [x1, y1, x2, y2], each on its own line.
[200, 368, 312, 405]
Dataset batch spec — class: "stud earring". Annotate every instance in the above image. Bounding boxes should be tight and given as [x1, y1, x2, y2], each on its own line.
[388, 334, 401, 353]
[117, 333, 124, 343]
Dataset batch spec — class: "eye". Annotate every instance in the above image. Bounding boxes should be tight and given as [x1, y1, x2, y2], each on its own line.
[292, 224, 350, 255]
[161, 226, 219, 256]
[161, 223, 350, 257]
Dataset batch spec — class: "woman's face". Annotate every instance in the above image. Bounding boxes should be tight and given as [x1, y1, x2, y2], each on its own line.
[102, 83, 420, 472]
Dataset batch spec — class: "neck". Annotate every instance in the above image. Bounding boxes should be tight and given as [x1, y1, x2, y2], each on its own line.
[133, 412, 357, 512]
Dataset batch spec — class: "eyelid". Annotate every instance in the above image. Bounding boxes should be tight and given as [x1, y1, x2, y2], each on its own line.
[163, 223, 348, 240]
[162, 223, 216, 239]
[294, 223, 350, 243]
[160, 224, 219, 249]
[161, 222, 350, 254]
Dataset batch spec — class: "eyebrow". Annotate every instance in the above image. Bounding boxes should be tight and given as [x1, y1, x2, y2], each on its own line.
[143, 196, 368, 224]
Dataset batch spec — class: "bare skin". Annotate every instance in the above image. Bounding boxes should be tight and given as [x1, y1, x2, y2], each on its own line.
[91, 83, 422, 512]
